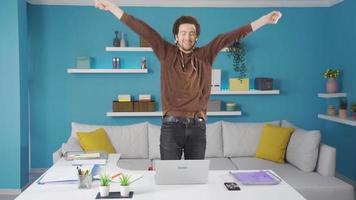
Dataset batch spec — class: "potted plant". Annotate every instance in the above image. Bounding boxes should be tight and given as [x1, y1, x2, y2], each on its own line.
[227, 41, 249, 91]
[118, 174, 131, 197]
[351, 103, 356, 120]
[323, 68, 340, 93]
[99, 174, 111, 197]
[339, 97, 348, 119]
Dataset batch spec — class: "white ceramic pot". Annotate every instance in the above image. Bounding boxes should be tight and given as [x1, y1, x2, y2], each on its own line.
[99, 185, 110, 197]
[120, 185, 130, 197]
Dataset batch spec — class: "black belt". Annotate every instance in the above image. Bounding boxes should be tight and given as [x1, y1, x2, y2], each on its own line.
[163, 116, 205, 124]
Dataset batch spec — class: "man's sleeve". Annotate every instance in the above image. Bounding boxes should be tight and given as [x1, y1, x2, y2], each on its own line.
[202, 24, 253, 64]
[121, 13, 169, 60]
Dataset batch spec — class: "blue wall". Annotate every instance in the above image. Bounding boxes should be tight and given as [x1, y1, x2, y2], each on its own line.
[0, 0, 29, 189]
[323, 0, 356, 182]
[26, 2, 355, 182]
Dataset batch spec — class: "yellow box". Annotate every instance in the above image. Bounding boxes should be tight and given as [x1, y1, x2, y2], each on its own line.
[229, 78, 249, 91]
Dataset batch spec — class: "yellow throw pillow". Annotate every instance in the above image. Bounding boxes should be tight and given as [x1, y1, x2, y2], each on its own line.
[255, 124, 294, 163]
[76, 128, 116, 154]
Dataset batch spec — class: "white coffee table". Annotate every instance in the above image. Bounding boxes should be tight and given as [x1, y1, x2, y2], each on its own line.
[16, 155, 306, 200]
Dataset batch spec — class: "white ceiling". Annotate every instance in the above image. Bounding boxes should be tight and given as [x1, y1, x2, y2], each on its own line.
[27, 0, 344, 7]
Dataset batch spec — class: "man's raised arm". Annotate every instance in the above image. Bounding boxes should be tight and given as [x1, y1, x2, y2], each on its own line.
[251, 11, 282, 32]
[95, 0, 124, 20]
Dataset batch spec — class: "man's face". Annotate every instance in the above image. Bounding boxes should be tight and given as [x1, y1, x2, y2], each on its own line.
[176, 23, 198, 52]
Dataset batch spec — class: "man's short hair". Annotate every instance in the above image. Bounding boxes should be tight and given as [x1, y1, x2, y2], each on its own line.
[172, 16, 200, 37]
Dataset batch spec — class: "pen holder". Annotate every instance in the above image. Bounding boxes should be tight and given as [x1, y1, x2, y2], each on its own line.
[78, 174, 92, 189]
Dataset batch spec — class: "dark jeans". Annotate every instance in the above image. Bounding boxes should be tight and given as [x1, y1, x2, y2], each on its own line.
[160, 116, 206, 160]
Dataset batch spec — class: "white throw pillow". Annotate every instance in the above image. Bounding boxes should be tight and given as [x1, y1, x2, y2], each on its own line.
[148, 123, 161, 159]
[222, 121, 280, 157]
[71, 122, 148, 159]
[205, 121, 223, 158]
[282, 120, 321, 172]
[61, 136, 82, 155]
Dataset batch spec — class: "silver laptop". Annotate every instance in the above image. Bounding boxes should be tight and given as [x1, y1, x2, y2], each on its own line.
[154, 160, 210, 185]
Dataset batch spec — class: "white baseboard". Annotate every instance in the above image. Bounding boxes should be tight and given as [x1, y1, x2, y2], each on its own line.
[336, 172, 356, 187]
[0, 189, 21, 195]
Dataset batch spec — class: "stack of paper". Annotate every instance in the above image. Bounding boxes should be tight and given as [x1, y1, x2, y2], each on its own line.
[230, 171, 281, 185]
[37, 165, 93, 184]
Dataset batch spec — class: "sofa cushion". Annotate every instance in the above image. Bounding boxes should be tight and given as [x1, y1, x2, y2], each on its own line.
[206, 158, 237, 170]
[281, 120, 321, 172]
[117, 159, 152, 170]
[71, 122, 148, 159]
[148, 123, 161, 159]
[205, 121, 224, 158]
[255, 124, 294, 163]
[231, 157, 354, 200]
[222, 121, 280, 157]
[76, 128, 116, 153]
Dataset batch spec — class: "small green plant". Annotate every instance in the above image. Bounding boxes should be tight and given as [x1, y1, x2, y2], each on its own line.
[118, 174, 131, 186]
[100, 174, 111, 186]
[227, 41, 247, 80]
[339, 97, 348, 110]
[351, 103, 356, 113]
[324, 68, 340, 78]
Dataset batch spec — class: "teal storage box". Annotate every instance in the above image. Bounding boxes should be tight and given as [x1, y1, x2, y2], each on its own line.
[76, 57, 92, 69]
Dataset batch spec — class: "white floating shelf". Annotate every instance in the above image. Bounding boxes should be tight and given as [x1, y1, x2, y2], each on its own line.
[211, 89, 280, 95]
[67, 68, 148, 74]
[106, 47, 153, 52]
[318, 114, 356, 126]
[107, 111, 242, 117]
[106, 47, 228, 52]
[318, 93, 347, 98]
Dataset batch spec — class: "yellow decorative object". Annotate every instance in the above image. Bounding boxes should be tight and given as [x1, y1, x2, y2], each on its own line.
[229, 78, 249, 91]
[76, 128, 116, 154]
[255, 124, 294, 163]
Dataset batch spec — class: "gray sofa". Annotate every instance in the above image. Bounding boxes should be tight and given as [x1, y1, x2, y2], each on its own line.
[53, 120, 355, 200]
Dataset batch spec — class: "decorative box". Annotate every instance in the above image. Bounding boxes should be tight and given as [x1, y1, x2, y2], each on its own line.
[226, 102, 237, 111]
[118, 94, 131, 102]
[255, 78, 273, 90]
[133, 101, 156, 112]
[207, 100, 221, 111]
[112, 101, 133, 112]
[76, 57, 92, 69]
[229, 78, 249, 91]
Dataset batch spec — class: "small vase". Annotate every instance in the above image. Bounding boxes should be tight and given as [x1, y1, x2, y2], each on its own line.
[326, 78, 338, 93]
[339, 109, 348, 119]
[120, 185, 130, 197]
[113, 31, 120, 47]
[99, 185, 110, 197]
[120, 32, 126, 47]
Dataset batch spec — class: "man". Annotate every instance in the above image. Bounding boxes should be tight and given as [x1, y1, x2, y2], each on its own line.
[95, 0, 282, 160]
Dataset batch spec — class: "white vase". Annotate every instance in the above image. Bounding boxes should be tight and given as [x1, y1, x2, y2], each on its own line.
[99, 185, 110, 197]
[120, 185, 130, 197]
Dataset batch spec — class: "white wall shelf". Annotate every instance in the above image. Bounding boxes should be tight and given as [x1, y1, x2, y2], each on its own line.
[318, 114, 356, 126]
[317, 93, 347, 98]
[67, 68, 148, 74]
[106, 47, 228, 52]
[211, 89, 280, 95]
[107, 111, 242, 117]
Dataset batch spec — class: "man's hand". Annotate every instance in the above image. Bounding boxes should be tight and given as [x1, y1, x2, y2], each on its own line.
[95, 0, 124, 19]
[95, 0, 115, 12]
[264, 11, 282, 25]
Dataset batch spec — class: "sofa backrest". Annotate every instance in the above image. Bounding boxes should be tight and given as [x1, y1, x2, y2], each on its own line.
[222, 121, 280, 157]
[70, 122, 149, 159]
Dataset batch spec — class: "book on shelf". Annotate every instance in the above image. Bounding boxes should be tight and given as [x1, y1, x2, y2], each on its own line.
[230, 170, 281, 185]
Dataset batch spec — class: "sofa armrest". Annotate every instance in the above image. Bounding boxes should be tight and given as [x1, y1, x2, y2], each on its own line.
[52, 147, 63, 164]
[316, 143, 336, 177]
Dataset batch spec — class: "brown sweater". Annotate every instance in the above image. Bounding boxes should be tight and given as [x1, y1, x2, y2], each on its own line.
[121, 13, 252, 119]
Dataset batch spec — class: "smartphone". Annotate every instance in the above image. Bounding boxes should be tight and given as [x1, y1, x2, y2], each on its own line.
[224, 182, 240, 191]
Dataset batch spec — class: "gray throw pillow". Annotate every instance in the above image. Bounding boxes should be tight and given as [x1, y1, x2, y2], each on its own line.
[282, 120, 321, 172]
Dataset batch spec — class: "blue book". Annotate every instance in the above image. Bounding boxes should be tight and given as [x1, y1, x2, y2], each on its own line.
[230, 171, 281, 185]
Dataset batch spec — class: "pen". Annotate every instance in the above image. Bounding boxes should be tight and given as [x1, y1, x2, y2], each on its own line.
[111, 172, 122, 179]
